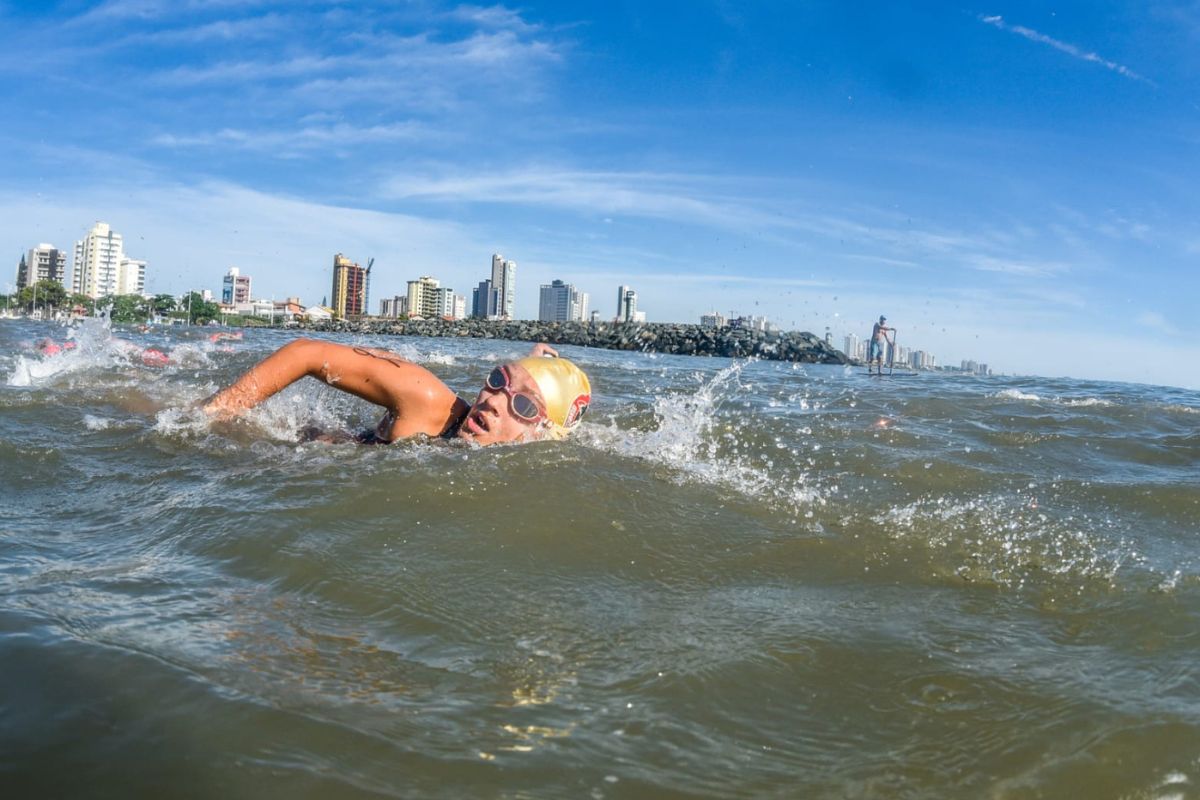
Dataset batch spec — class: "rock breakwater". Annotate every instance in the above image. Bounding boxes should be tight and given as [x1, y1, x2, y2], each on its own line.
[293, 318, 849, 364]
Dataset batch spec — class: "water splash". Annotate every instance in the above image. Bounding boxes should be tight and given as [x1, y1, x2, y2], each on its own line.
[992, 388, 1042, 401]
[874, 493, 1145, 588]
[581, 361, 822, 515]
[6, 315, 211, 387]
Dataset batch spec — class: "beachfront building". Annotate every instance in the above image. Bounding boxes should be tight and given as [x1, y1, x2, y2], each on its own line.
[17, 244, 68, 290]
[222, 267, 252, 306]
[700, 311, 727, 329]
[117, 258, 146, 296]
[843, 334, 860, 360]
[433, 286, 465, 320]
[616, 285, 642, 323]
[731, 315, 772, 332]
[472, 279, 499, 318]
[304, 305, 334, 322]
[274, 297, 304, 320]
[331, 253, 369, 319]
[380, 295, 407, 318]
[490, 254, 516, 319]
[72, 221, 139, 300]
[405, 276, 442, 319]
[538, 279, 589, 322]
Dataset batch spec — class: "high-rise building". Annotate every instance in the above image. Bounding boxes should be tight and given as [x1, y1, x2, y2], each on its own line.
[616, 286, 638, 322]
[73, 222, 131, 299]
[490, 254, 516, 319]
[538, 279, 589, 322]
[701, 311, 727, 329]
[472, 279, 500, 318]
[432, 286, 465, 320]
[117, 258, 145, 296]
[222, 267, 252, 306]
[331, 253, 368, 319]
[380, 295, 407, 318]
[18, 244, 67, 290]
[406, 276, 442, 319]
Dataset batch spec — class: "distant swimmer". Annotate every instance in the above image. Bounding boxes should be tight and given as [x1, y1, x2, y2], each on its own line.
[140, 348, 171, 368]
[868, 315, 894, 376]
[34, 338, 75, 356]
[208, 331, 244, 343]
[203, 339, 591, 446]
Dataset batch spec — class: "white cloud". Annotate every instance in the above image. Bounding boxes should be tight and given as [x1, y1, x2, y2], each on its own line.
[450, 4, 542, 33]
[381, 167, 785, 231]
[151, 121, 430, 155]
[1136, 310, 1179, 336]
[980, 15, 1156, 86]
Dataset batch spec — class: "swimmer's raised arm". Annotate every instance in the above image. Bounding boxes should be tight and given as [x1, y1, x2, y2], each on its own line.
[203, 338, 465, 438]
[528, 343, 558, 358]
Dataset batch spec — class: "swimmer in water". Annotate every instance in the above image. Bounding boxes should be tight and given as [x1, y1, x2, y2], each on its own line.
[202, 339, 591, 446]
[208, 331, 244, 343]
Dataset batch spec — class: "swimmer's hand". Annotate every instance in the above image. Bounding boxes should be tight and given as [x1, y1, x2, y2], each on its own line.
[528, 343, 559, 358]
[201, 392, 241, 420]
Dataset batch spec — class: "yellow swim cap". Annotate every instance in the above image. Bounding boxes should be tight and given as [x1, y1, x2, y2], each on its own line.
[513, 356, 591, 437]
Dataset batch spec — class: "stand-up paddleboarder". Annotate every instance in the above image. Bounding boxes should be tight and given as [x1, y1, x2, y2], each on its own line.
[869, 316, 894, 376]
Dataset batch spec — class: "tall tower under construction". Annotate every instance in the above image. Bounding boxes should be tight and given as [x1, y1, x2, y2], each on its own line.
[331, 253, 368, 319]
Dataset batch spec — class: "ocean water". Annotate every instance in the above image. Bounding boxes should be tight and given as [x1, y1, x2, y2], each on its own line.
[1, 317, 1198, 799]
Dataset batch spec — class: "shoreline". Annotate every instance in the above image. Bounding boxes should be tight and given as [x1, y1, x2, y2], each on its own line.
[285, 318, 850, 364]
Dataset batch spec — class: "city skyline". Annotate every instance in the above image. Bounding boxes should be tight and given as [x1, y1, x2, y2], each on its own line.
[0, 3, 1196, 388]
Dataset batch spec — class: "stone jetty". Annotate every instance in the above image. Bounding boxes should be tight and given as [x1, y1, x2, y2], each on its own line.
[291, 318, 849, 364]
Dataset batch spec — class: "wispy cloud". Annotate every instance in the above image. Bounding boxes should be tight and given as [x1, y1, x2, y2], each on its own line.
[151, 121, 430, 155]
[980, 15, 1155, 86]
[1136, 310, 1180, 336]
[449, 4, 542, 33]
[382, 167, 783, 231]
[26, 4, 569, 160]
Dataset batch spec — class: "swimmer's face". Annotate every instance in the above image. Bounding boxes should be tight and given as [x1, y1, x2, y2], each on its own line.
[457, 362, 548, 446]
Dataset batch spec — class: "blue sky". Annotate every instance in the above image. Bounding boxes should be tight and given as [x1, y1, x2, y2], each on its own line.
[1, 1, 1198, 388]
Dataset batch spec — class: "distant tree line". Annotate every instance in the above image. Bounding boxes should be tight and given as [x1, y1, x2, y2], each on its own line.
[0, 280, 238, 326]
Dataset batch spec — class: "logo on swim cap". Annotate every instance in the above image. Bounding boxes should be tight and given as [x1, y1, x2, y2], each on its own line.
[513, 355, 591, 437]
[565, 392, 590, 427]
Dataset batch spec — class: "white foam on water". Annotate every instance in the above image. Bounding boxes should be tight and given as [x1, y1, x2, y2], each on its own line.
[1161, 403, 1199, 416]
[4, 315, 203, 386]
[874, 494, 1146, 588]
[83, 414, 113, 431]
[382, 341, 449, 365]
[992, 389, 1042, 401]
[153, 405, 217, 439]
[580, 361, 822, 515]
[1060, 397, 1115, 408]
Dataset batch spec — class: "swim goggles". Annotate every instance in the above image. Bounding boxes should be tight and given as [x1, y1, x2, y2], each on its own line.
[483, 366, 546, 424]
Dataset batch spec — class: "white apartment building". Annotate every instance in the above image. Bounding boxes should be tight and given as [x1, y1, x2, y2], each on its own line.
[117, 258, 146, 296]
[406, 276, 442, 319]
[71, 222, 145, 299]
[18, 244, 68, 289]
[434, 287, 465, 320]
[72, 222, 130, 299]
[380, 295, 407, 318]
[539, 279, 589, 322]
[490, 254, 516, 319]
